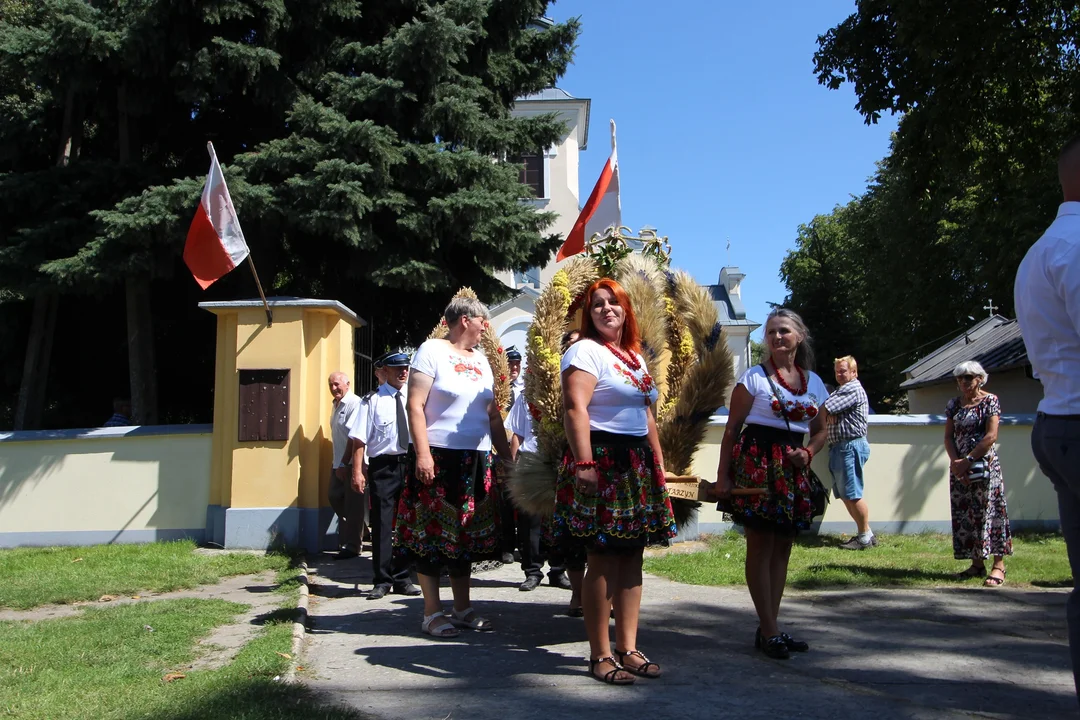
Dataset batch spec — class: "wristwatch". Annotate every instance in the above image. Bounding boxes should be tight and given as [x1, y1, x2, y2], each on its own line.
[964, 455, 975, 463]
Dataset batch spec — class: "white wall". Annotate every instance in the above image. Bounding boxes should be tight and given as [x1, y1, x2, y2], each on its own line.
[688, 414, 1056, 534]
[0, 426, 212, 547]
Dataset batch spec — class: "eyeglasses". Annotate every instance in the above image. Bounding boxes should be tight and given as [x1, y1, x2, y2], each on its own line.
[957, 374, 976, 381]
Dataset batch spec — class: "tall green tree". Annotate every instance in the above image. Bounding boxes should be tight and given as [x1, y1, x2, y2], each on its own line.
[780, 1, 1079, 406]
[0, 1, 578, 429]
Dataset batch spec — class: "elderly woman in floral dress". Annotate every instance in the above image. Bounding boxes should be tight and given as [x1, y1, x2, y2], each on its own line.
[944, 360, 1013, 587]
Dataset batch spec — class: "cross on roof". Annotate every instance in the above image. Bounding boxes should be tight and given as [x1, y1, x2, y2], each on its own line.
[983, 299, 999, 318]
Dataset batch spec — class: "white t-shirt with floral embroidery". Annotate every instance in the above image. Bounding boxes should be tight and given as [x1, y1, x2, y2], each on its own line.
[561, 338, 657, 436]
[739, 364, 829, 434]
[410, 339, 494, 451]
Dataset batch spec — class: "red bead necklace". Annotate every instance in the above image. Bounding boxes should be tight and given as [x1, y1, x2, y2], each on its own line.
[770, 360, 806, 395]
[604, 342, 641, 370]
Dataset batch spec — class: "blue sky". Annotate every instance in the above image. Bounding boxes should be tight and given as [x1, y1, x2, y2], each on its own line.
[549, 1, 898, 338]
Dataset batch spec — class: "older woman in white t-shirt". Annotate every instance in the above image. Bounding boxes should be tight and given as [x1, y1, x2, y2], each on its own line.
[394, 297, 514, 640]
[557, 278, 677, 686]
[715, 308, 828, 660]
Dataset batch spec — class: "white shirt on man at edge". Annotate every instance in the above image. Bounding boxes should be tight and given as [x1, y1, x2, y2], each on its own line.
[1015, 201, 1080, 415]
[560, 338, 657, 436]
[410, 339, 494, 451]
[506, 391, 538, 455]
[330, 391, 362, 469]
[348, 383, 408, 458]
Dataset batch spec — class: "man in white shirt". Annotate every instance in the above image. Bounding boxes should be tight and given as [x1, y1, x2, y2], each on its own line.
[506, 390, 571, 592]
[499, 346, 526, 564]
[327, 372, 363, 559]
[1015, 134, 1080, 705]
[349, 351, 421, 599]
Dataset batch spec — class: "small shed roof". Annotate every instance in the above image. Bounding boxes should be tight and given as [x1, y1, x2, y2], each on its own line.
[899, 315, 1028, 390]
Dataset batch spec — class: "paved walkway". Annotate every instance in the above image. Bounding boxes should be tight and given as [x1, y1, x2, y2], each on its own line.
[301, 553, 1077, 720]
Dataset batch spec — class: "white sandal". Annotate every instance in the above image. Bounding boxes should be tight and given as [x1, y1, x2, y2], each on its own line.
[421, 612, 460, 639]
[448, 606, 494, 631]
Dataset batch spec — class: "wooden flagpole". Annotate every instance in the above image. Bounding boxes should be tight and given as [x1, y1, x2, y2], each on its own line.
[246, 255, 273, 327]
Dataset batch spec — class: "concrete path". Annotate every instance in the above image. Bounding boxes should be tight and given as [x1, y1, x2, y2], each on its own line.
[301, 553, 1077, 720]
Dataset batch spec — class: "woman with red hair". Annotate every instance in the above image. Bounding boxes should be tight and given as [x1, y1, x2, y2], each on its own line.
[555, 278, 677, 685]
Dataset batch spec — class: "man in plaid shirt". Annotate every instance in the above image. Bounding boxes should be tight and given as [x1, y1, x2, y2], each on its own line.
[822, 356, 874, 550]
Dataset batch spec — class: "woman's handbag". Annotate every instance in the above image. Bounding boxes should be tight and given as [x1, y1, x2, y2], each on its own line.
[761, 366, 830, 518]
[966, 458, 989, 482]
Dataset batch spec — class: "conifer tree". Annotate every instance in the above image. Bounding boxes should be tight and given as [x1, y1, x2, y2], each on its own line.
[0, 1, 578, 427]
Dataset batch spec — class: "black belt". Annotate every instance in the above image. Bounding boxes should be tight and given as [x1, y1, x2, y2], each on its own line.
[368, 453, 407, 467]
[1037, 412, 1080, 421]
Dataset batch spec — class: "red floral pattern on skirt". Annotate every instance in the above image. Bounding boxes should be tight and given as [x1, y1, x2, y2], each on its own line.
[552, 433, 676, 551]
[727, 425, 814, 533]
[393, 446, 501, 564]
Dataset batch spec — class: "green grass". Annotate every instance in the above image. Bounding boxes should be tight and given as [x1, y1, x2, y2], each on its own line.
[0, 540, 291, 609]
[644, 531, 1073, 589]
[0, 598, 366, 720]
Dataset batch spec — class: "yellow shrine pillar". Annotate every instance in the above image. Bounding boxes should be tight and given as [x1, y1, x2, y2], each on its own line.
[199, 298, 366, 549]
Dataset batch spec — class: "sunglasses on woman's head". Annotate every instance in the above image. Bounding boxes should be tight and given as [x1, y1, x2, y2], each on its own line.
[957, 374, 976, 381]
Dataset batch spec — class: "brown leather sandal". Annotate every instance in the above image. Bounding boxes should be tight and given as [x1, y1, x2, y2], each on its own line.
[614, 649, 661, 678]
[588, 655, 635, 685]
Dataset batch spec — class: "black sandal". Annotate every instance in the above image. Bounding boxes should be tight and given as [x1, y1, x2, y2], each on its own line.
[588, 656, 635, 685]
[756, 627, 808, 652]
[614, 649, 661, 678]
[761, 634, 790, 659]
[780, 632, 809, 652]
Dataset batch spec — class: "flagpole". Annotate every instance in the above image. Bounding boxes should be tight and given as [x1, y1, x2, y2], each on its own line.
[205, 142, 272, 327]
[246, 255, 273, 327]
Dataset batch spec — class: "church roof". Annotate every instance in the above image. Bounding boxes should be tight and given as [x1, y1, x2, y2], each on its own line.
[899, 315, 1029, 390]
[703, 274, 760, 328]
[517, 87, 578, 102]
[513, 87, 590, 149]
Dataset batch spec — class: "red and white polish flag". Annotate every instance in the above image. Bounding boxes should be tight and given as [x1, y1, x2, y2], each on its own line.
[184, 143, 250, 289]
[556, 119, 621, 262]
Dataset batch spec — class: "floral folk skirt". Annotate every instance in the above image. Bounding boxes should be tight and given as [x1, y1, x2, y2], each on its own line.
[552, 430, 677, 553]
[723, 423, 814, 535]
[393, 445, 501, 566]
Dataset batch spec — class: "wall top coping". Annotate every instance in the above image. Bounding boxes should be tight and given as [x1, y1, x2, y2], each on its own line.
[0, 424, 213, 444]
[198, 297, 366, 328]
[706, 413, 1036, 427]
[1, 414, 1037, 444]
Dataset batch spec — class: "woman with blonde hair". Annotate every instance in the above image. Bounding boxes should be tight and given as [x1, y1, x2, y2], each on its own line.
[395, 296, 514, 638]
[557, 278, 677, 684]
[944, 360, 1013, 586]
[715, 308, 829, 659]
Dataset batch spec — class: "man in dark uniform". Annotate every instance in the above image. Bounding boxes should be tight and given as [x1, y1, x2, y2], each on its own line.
[348, 351, 421, 599]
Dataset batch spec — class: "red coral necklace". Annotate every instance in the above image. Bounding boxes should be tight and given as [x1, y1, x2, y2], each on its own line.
[770, 360, 806, 395]
[604, 342, 641, 370]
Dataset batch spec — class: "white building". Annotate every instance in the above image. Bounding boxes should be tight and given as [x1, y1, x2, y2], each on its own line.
[489, 88, 758, 406]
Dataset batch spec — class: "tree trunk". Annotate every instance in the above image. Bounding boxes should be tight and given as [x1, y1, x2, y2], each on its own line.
[125, 279, 158, 424]
[14, 87, 79, 429]
[13, 294, 59, 430]
[118, 82, 159, 424]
